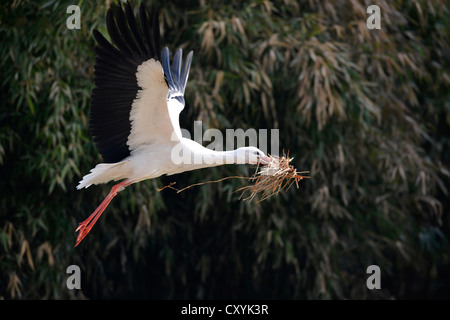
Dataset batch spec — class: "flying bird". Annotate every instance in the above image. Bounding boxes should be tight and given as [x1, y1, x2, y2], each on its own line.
[75, 3, 270, 246]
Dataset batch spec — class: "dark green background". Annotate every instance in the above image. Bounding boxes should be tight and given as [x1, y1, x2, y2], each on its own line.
[1, 0, 449, 299]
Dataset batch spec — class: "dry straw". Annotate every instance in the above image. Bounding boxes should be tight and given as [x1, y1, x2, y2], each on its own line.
[237, 151, 310, 202]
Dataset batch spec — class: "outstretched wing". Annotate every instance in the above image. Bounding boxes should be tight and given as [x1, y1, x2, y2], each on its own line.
[89, 2, 193, 163]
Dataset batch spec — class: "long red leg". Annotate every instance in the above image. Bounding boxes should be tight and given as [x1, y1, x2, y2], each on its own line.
[75, 180, 130, 247]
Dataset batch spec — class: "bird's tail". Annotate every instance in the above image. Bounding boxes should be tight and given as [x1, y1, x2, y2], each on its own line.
[77, 161, 129, 189]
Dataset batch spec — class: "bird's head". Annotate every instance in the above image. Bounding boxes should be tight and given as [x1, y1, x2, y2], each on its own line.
[235, 146, 271, 165]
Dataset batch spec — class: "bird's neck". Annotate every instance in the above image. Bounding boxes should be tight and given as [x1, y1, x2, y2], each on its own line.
[178, 139, 244, 168]
[201, 149, 240, 165]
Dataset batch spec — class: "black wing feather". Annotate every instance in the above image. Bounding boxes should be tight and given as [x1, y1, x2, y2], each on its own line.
[115, 4, 143, 62]
[152, 11, 162, 61]
[139, 3, 155, 58]
[125, 2, 147, 59]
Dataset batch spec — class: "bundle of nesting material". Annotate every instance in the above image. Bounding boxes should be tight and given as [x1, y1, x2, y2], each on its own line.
[238, 152, 310, 202]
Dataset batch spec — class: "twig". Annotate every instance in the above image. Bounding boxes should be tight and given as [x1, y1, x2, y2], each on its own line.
[157, 176, 250, 193]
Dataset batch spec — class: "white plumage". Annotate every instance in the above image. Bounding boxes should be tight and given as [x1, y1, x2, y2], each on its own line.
[75, 3, 269, 246]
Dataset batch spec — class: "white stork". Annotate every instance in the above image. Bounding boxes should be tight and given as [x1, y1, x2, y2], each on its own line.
[75, 2, 270, 246]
